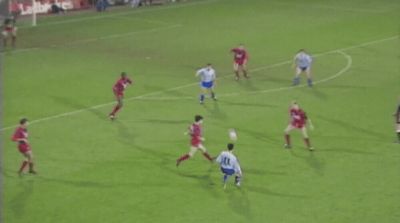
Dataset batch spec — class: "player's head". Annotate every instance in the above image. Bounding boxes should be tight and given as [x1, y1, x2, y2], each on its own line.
[19, 118, 28, 126]
[121, 72, 127, 78]
[292, 101, 300, 110]
[298, 49, 305, 53]
[194, 115, 203, 123]
[227, 143, 234, 151]
[206, 63, 212, 70]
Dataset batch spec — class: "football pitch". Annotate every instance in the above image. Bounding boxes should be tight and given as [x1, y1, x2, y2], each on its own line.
[2, 0, 400, 222]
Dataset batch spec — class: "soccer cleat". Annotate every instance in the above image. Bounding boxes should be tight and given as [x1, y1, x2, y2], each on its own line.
[235, 182, 241, 187]
[199, 101, 204, 105]
[29, 170, 37, 174]
[308, 147, 314, 151]
[284, 144, 291, 149]
[109, 114, 115, 121]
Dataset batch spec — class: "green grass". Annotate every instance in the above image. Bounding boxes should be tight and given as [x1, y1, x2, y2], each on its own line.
[2, 0, 400, 222]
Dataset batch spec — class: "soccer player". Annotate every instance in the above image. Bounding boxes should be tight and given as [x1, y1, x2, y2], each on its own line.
[109, 72, 132, 120]
[231, 44, 249, 80]
[394, 101, 400, 143]
[284, 101, 314, 151]
[2, 16, 17, 49]
[11, 118, 37, 175]
[196, 63, 217, 104]
[176, 115, 214, 166]
[216, 143, 242, 189]
[292, 49, 313, 87]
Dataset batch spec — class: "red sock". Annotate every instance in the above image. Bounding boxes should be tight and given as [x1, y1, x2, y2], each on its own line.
[304, 138, 311, 148]
[110, 105, 121, 116]
[19, 161, 28, 173]
[178, 154, 190, 162]
[285, 134, 291, 145]
[202, 152, 213, 161]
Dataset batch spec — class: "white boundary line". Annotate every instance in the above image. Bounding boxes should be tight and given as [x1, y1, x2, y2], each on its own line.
[0, 36, 397, 131]
[8, 24, 182, 54]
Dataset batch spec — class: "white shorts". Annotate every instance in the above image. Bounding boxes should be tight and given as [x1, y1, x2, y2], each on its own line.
[2, 28, 17, 37]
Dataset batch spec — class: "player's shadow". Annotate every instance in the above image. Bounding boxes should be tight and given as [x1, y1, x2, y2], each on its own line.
[175, 165, 220, 198]
[237, 79, 259, 91]
[36, 175, 114, 188]
[290, 150, 325, 176]
[305, 86, 328, 100]
[8, 177, 35, 219]
[226, 187, 253, 221]
[246, 185, 308, 199]
[203, 101, 227, 120]
[316, 114, 388, 139]
[318, 146, 377, 155]
[244, 168, 287, 176]
[113, 119, 137, 145]
[51, 96, 105, 120]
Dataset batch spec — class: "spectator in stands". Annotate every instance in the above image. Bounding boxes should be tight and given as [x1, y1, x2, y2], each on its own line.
[141, 0, 152, 6]
[51, 3, 66, 14]
[131, 0, 140, 8]
[96, 0, 108, 11]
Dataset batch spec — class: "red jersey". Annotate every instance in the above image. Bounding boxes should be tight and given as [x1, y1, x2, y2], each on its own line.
[12, 126, 28, 143]
[231, 48, 248, 65]
[290, 108, 307, 128]
[113, 77, 132, 93]
[12, 126, 31, 153]
[189, 123, 202, 146]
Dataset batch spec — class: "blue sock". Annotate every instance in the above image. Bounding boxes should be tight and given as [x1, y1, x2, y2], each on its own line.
[293, 77, 300, 85]
[307, 78, 313, 87]
[223, 175, 228, 183]
[200, 94, 205, 102]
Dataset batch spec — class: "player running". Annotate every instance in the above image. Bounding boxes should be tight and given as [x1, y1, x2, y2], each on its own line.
[176, 115, 214, 166]
[2, 16, 17, 49]
[284, 101, 314, 151]
[196, 64, 217, 104]
[231, 44, 249, 80]
[394, 100, 400, 143]
[109, 72, 132, 120]
[12, 118, 37, 175]
[292, 49, 313, 87]
[216, 143, 242, 189]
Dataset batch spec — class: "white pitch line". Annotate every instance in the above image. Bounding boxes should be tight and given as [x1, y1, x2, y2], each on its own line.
[136, 50, 352, 100]
[219, 50, 352, 98]
[0, 36, 396, 131]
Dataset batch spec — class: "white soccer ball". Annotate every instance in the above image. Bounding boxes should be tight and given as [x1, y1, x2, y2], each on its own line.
[229, 129, 238, 141]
